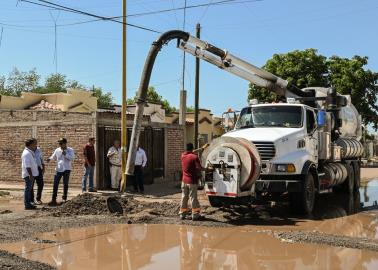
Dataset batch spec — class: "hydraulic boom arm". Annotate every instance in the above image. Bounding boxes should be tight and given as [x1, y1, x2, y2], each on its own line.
[125, 30, 308, 177]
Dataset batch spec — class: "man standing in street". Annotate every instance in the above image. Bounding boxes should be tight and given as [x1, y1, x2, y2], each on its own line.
[107, 140, 122, 190]
[48, 138, 75, 206]
[82, 137, 96, 192]
[180, 143, 203, 221]
[21, 138, 39, 210]
[134, 145, 147, 193]
[31, 145, 45, 205]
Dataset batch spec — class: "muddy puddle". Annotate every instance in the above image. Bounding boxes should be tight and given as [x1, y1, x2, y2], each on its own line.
[0, 223, 377, 270]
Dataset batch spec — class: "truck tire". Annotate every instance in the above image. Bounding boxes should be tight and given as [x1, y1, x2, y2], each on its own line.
[341, 163, 354, 194]
[352, 161, 360, 190]
[289, 173, 315, 215]
[208, 196, 223, 207]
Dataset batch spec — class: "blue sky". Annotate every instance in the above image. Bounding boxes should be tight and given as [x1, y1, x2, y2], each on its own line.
[0, 0, 377, 116]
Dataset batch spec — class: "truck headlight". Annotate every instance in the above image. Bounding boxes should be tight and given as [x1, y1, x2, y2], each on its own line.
[276, 164, 296, 173]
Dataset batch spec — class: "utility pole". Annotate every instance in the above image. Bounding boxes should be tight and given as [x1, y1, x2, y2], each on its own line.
[120, 0, 127, 192]
[194, 23, 201, 149]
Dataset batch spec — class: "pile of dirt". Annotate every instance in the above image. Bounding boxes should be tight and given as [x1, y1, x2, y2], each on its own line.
[0, 250, 55, 270]
[274, 230, 378, 252]
[45, 193, 180, 218]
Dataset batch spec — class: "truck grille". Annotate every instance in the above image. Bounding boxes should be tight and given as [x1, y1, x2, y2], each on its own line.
[253, 141, 276, 161]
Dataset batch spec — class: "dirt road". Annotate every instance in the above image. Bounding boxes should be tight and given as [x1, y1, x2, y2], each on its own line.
[0, 171, 378, 269]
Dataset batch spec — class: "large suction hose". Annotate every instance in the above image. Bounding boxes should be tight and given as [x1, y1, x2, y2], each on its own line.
[126, 31, 190, 175]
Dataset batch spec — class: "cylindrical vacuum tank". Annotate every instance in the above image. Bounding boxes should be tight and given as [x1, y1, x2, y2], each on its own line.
[202, 137, 261, 191]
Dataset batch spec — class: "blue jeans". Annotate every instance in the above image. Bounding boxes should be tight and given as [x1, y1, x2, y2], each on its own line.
[52, 170, 71, 202]
[82, 166, 94, 191]
[23, 176, 34, 207]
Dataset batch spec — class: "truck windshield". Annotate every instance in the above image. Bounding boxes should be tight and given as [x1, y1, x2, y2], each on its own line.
[235, 106, 303, 129]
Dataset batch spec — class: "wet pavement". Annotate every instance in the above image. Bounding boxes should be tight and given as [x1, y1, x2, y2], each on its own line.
[1, 179, 378, 269]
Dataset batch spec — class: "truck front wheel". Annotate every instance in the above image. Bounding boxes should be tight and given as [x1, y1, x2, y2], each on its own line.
[289, 173, 315, 215]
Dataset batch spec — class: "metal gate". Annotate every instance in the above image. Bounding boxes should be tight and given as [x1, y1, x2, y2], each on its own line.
[97, 126, 165, 189]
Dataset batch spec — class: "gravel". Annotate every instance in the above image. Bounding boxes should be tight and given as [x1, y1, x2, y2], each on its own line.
[274, 231, 378, 252]
[0, 250, 55, 270]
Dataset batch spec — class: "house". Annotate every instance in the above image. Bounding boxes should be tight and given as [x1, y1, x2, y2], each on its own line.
[165, 109, 225, 147]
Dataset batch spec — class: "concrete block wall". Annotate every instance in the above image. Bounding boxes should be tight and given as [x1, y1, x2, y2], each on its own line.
[0, 110, 95, 186]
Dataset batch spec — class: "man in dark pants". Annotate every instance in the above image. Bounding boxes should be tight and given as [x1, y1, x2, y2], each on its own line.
[21, 138, 39, 210]
[48, 138, 75, 206]
[133, 145, 147, 193]
[82, 137, 96, 192]
[31, 146, 45, 204]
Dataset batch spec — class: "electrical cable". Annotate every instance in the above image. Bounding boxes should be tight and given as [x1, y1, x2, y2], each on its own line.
[19, 0, 161, 33]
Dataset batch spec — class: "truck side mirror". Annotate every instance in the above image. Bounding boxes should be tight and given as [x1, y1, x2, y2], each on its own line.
[317, 110, 326, 127]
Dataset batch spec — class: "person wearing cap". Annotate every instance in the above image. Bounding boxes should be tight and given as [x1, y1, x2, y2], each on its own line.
[31, 145, 45, 205]
[21, 138, 39, 210]
[179, 143, 203, 221]
[107, 140, 122, 190]
[47, 138, 75, 206]
[82, 137, 96, 192]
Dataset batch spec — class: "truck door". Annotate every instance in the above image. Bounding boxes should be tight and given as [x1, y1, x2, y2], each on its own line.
[305, 109, 318, 162]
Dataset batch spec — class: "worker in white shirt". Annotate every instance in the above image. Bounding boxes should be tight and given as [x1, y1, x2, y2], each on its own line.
[21, 138, 39, 210]
[107, 140, 122, 190]
[134, 145, 147, 193]
[47, 138, 75, 206]
[31, 146, 45, 204]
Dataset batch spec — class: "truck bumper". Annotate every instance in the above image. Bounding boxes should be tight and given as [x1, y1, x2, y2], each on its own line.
[256, 175, 303, 192]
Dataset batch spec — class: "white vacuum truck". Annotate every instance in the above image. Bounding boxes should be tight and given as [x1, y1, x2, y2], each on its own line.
[126, 30, 363, 214]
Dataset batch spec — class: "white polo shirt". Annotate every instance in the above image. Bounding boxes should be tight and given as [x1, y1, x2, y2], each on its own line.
[135, 148, 147, 167]
[21, 148, 39, 178]
[49, 147, 75, 172]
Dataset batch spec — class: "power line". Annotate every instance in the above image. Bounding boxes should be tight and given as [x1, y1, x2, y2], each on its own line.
[117, 0, 263, 19]
[19, 0, 161, 33]
[198, 0, 214, 23]
[0, 27, 3, 49]
[49, 10, 59, 74]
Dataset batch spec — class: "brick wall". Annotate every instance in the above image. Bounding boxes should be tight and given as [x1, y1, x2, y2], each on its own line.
[0, 109, 185, 186]
[165, 126, 184, 181]
[0, 110, 95, 186]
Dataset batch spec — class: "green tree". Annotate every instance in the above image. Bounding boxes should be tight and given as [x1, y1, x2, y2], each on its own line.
[66, 80, 85, 90]
[248, 49, 378, 128]
[91, 86, 113, 109]
[248, 49, 328, 103]
[43, 73, 67, 93]
[187, 106, 194, 112]
[128, 86, 176, 113]
[6, 68, 40, 96]
[328, 55, 378, 128]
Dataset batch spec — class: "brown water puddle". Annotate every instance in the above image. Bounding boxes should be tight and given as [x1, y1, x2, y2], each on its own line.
[0, 223, 378, 270]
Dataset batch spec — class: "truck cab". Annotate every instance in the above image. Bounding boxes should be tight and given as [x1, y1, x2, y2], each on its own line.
[226, 102, 318, 178]
[212, 102, 320, 213]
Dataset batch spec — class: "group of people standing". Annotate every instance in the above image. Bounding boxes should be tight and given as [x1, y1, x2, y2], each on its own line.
[21, 137, 148, 210]
[21, 137, 74, 209]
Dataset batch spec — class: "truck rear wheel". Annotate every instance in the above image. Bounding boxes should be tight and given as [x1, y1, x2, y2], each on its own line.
[352, 161, 360, 190]
[289, 173, 315, 215]
[341, 163, 354, 194]
[208, 196, 223, 207]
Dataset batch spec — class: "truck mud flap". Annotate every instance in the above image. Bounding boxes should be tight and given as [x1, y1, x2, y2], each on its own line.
[256, 180, 302, 193]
